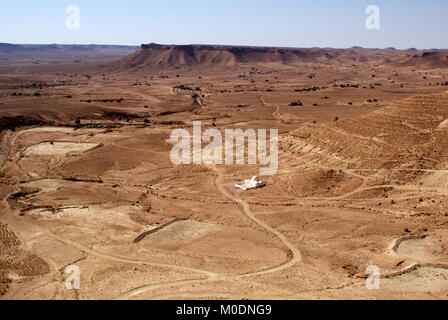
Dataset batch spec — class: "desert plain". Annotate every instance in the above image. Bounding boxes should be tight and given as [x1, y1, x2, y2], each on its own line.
[1, 43, 448, 300]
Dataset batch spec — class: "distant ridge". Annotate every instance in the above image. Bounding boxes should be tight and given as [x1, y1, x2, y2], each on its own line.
[0, 43, 25, 52]
[2, 42, 447, 69]
[0, 43, 139, 62]
[0, 43, 139, 53]
[113, 43, 448, 71]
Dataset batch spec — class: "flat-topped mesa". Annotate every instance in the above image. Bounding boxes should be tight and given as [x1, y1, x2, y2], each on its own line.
[140, 42, 301, 52]
[141, 43, 171, 49]
[121, 43, 337, 70]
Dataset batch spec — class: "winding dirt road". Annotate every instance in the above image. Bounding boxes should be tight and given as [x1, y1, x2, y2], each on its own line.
[115, 165, 302, 300]
[212, 166, 302, 272]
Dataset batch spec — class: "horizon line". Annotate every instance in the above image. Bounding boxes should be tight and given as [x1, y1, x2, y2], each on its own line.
[2, 42, 447, 51]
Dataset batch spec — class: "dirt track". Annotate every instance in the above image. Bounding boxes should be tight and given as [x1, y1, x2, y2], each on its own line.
[115, 165, 303, 300]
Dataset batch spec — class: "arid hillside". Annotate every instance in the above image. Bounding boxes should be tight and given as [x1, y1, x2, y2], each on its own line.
[398, 51, 448, 68]
[283, 92, 448, 175]
[280, 92, 448, 220]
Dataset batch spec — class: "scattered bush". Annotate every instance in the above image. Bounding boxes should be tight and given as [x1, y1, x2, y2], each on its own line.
[294, 86, 325, 92]
[289, 100, 304, 107]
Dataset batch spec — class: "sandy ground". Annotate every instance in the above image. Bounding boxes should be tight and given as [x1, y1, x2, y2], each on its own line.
[23, 142, 100, 157]
[1, 54, 448, 300]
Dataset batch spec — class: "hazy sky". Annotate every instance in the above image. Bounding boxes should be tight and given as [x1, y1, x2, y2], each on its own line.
[0, 0, 447, 49]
